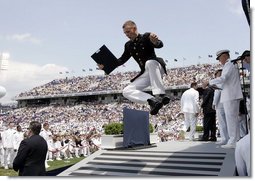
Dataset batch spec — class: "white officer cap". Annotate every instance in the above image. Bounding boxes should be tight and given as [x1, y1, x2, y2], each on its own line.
[216, 49, 230, 60]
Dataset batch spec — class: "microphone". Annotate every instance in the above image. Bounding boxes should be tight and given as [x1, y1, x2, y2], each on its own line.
[231, 56, 243, 64]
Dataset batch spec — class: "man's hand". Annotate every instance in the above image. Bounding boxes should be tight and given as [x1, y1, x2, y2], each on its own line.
[210, 84, 222, 90]
[149, 33, 159, 45]
[97, 64, 104, 70]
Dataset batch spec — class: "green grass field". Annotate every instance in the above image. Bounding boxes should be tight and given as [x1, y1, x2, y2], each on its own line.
[0, 157, 85, 176]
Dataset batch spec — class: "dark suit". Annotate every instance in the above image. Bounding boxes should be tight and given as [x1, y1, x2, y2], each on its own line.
[201, 87, 216, 140]
[13, 135, 48, 176]
[117, 33, 167, 82]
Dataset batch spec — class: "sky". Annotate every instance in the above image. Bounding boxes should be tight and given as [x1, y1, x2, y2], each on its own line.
[0, 0, 252, 104]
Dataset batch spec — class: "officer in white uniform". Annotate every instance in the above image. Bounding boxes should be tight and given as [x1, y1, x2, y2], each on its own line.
[2, 122, 16, 169]
[40, 122, 52, 167]
[212, 69, 229, 145]
[13, 125, 24, 159]
[209, 50, 243, 148]
[235, 133, 250, 176]
[181, 82, 200, 141]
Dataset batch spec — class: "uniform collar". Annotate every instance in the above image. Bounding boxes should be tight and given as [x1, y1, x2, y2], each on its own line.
[133, 34, 142, 42]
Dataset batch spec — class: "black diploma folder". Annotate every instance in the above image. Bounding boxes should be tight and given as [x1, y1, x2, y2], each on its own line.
[91, 45, 118, 75]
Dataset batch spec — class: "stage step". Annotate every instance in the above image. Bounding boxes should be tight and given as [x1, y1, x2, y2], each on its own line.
[58, 140, 236, 176]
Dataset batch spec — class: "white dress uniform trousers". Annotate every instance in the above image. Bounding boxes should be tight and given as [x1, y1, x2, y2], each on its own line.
[123, 60, 165, 104]
[213, 89, 229, 144]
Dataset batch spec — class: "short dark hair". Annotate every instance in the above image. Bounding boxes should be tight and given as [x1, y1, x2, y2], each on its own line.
[190, 82, 197, 88]
[29, 121, 42, 135]
[122, 20, 136, 29]
[214, 69, 222, 77]
[43, 122, 49, 127]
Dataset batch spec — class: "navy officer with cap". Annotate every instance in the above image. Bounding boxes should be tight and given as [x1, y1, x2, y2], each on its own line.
[208, 49, 243, 149]
[98, 20, 169, 115]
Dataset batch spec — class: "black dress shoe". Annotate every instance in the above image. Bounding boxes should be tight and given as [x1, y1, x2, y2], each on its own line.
[147, 97, 163, 115]
[156, 94, 170, 105]
[208, 137, 217, 142]
[198, 138, 208, 141]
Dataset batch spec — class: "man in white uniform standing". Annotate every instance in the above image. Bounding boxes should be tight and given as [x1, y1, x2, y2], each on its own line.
[40, 122, 52, 167]
[212, 69, 229, 145]
[209, 50, 243, 148]
[13, 125, 24, 159]
[2, 122, 16, 169]
[181, 82, 200, 141]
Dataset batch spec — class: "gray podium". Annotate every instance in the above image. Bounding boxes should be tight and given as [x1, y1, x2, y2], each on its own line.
[123, 107, 150, 148]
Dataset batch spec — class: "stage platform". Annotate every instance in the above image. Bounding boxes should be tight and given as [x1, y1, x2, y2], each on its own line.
[58, 140, 236, 176]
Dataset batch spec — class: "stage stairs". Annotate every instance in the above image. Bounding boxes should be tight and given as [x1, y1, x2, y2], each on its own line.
[58, 140, 236, 176]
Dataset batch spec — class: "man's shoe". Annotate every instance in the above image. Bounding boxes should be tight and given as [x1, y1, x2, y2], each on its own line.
[156, 94, 170, 105]
[148, 97, 163, 115]
[208, 137, 217, 142]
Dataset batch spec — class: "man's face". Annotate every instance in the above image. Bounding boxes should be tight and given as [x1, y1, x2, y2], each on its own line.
[218, 54, 228, 65]
[244, 56, 250, 64]
[123, 25, 137, 40]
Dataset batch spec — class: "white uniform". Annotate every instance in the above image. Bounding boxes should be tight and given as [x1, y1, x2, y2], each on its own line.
[235, 133, 250, 176]
[181, 87, 200, 140]
[13, 131, 24, 150]
[13, 131, 24, 158]
[210, 60, 243, 147]
[40, 128, 53, 165]
[123, 60, 165, 104]
[2, 128, 16, 168]
[213, 88, 229, 144]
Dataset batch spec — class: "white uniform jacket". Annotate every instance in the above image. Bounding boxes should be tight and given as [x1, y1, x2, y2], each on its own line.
[209, 60, 243, 102]
[181, 88, 200, 114]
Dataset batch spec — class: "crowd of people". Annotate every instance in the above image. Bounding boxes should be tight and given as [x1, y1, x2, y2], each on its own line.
[16, 64, 222, 98]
